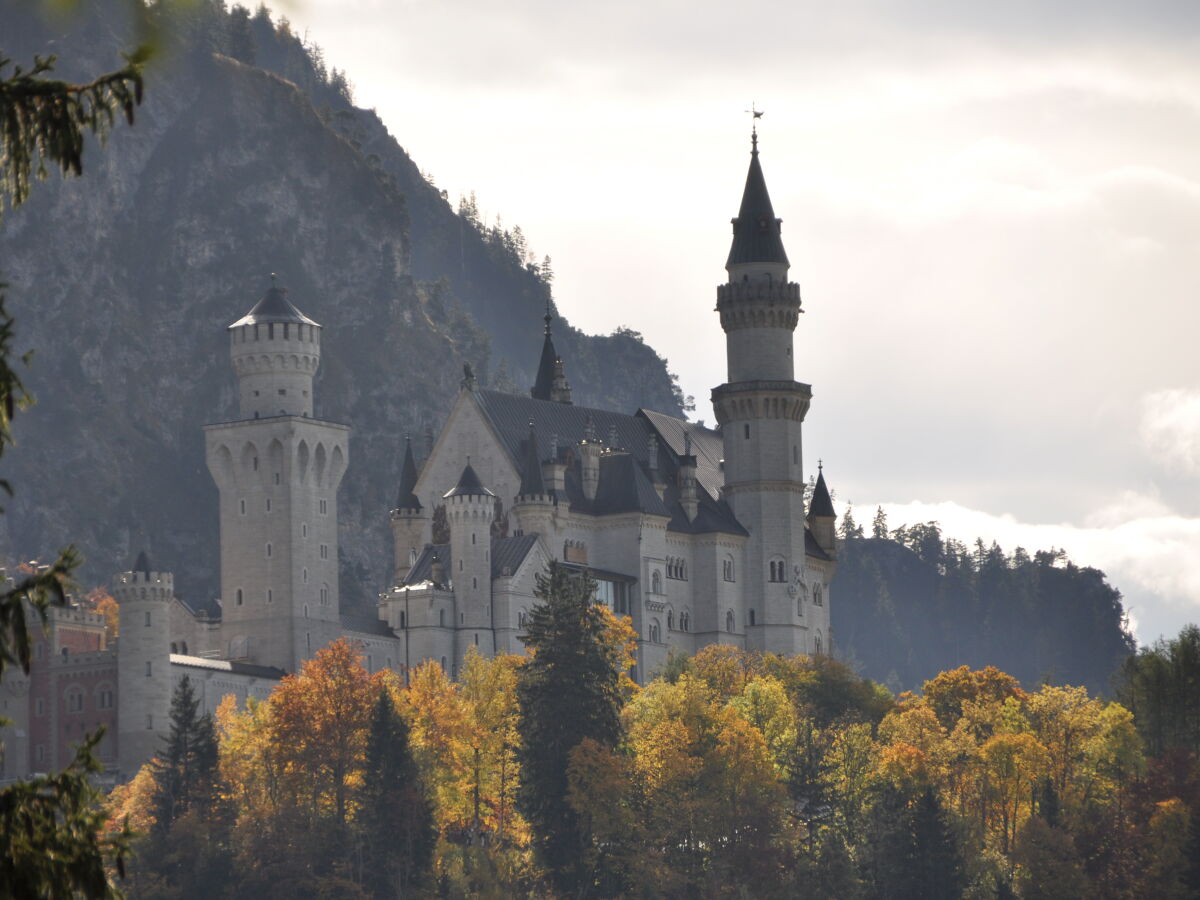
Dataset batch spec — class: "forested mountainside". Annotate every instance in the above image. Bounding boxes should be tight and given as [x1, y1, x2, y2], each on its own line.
[0, 1, 686, 612]
[831, 517, 1135, 694]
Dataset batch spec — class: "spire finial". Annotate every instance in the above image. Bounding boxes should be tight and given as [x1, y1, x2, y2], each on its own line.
[270, 272, 277, 285]
[746, 103, 763, 153]
[818, 458, 823, 472]
[544, 297, 553, 336]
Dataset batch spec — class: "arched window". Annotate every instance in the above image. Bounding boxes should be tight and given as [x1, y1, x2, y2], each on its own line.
[681, 611, 690, 632]
[236, 588, 244, 606]
[725, 610, 735, 633]
[65, 686, 84, 713]
[814, 632, 823, 655]
[170, 642, 178, 653]
[96, 684, 114, 710]
[813, 584, 823, 607]
[749, 609, 756, 626]
[144, 610, 151, 627]
[438, 608, 445, 627]
[518, 610, 527, 628]
[667, 611, 675, 631]
[181, 641, 188, 655]
[769, 559, 787, 583]
[649, 619, 661, 643]
[652, 571, 662, 593]
[723, 556, 735, 582]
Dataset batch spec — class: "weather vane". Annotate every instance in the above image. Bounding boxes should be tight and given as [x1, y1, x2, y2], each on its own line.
[745, 102, 764, 150]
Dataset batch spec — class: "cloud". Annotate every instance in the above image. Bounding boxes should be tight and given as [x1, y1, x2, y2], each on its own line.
[1141, 389, 1200, 473]
[845, 494, 1200, 644]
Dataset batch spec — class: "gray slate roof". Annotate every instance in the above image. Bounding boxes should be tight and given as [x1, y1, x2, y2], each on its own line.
[340, 613, 396, 638]
[230, 285, 319, 329]
[444, 462, 495, 499]
[473, 390, 745, 535]
[170, 654, 286, 680]
[808, 469, 835, 519]
[401, 534, 540, 586]
[396, 437, 422, 510]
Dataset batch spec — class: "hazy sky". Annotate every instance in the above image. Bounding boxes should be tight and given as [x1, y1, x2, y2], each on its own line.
[284, 0, 1200, 644]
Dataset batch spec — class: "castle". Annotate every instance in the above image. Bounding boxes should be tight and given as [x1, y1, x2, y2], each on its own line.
[0, 133, 836, 782]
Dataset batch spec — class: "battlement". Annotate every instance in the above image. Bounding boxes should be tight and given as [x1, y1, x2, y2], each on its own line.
[716, 281, 801, 333]
[114, 570, 174, 591]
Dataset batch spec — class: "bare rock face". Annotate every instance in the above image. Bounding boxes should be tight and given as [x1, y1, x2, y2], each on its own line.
[0, 3, 684, 612]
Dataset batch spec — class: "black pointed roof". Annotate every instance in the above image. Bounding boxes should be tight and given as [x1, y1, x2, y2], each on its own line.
[808, 469, 835, 519]
[396, 437, 421, 510]
[518, 423, 546, 496]
[230, 280, 319, 329]
[726, 135, 790, 269]
[443, 461, 496, 499]
[531, 306, 559, 401]
[134, 551, 151, 576]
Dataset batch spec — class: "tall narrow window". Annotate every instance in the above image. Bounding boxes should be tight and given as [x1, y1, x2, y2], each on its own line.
[744, 424, 750, 439]
[144, 610, 151, 627]
[145, 661, 152, 677]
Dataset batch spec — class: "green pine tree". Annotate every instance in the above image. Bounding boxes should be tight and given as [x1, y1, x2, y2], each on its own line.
[358, 687, 435, 898]
[515, 561, 623, 896]
[151, 675, 219, 834]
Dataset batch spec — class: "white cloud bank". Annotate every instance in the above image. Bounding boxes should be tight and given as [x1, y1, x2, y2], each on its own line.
[1141, 388, 1200, 473]
[846, 492, 1200, 645]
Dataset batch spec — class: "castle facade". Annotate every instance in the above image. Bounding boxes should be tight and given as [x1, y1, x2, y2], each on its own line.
[0, 135, 836, 782]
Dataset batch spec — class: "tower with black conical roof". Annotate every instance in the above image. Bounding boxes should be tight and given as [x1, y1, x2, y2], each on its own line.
[711, 128, 822, 657]
[391, 436, 429, 585]
[512, 422, 555, 536]
[205, 276, 350, 673]
[807, 463, 837, 557]
[444, 461, 495, 670]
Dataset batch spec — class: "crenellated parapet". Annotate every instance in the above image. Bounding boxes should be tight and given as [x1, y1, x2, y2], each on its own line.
[711, 380, 812, 425]
[716, 280, 802, 333]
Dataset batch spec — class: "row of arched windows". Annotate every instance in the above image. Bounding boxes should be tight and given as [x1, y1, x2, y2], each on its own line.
[665, 610, 691, 633]
[768, 559, 787, 582]
[666, 557, 687, 580]
[169, 641, 190, 655]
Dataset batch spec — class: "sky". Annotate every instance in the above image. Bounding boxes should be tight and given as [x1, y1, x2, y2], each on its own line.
[282, 0, 1200, 645]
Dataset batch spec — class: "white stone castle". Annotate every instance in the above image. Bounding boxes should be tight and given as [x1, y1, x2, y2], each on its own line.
[0, 134, 836, 782]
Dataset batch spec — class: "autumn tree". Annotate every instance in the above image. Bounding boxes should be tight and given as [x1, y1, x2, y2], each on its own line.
[516, 562, 623, 895]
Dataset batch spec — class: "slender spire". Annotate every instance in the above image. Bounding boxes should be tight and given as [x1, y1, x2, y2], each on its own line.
[808, 467, 835, 519]
[518, 421, 546, 497]
[532, 300, 563, 401]
[133, 550, 151, 577]
[726, 131, 789, 269]
[395, 435, 421, 511]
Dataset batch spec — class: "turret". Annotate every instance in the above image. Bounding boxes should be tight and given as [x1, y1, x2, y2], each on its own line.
[807, 464, 837, 558]
[531, 302, 572, 404]
[513, 422, 555, 536]
[391, 436, 430, 584]
[229, 276, 322, 420]
[444, 462, 494, 644]
[114, 552, 172, 777]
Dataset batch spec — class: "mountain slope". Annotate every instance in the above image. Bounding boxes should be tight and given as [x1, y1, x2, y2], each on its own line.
[0, 1, 685, 611]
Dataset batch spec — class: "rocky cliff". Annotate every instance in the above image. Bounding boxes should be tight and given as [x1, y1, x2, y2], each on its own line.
[0, 1, 686, 613]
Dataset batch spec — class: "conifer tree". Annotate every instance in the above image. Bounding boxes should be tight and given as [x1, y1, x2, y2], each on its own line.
[358, 687, 435, 898]
[151, 675, 219, 833]
[872, 505, 888, 539]
[516, 561, 623, 895]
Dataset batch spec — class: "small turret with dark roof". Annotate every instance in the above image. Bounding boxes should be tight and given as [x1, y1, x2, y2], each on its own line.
[395, 436, 422, 511]
[134, 550, 152, 577]
[531, 302, 572, 404]
[230, 276, 319, 329]
[808, 463, 837, 557]
[443, 461, 496, 499]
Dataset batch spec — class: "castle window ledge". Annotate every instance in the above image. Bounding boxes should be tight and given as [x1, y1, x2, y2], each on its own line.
[644, 598, 666, 612]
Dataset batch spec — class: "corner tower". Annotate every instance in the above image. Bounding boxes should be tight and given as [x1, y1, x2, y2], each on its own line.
[204, 278, 350, 673]
[711, 130, 814, 656]
[115, 552, 172, 777]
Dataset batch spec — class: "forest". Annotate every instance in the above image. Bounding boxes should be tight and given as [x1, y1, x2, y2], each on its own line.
[104, 564, 1200, 899]
[832, 509, 1135, 693]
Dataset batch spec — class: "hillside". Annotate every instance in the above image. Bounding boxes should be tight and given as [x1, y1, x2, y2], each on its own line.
[831, 522, 1136, 694]
[0, 1, 686, 612]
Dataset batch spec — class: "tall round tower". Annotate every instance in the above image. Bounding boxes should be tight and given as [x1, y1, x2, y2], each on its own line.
[711, 128, 815, 656]
[444, 461, 494, 669]
[114, 552, 172, 777]
[229, 277, 322, 419]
